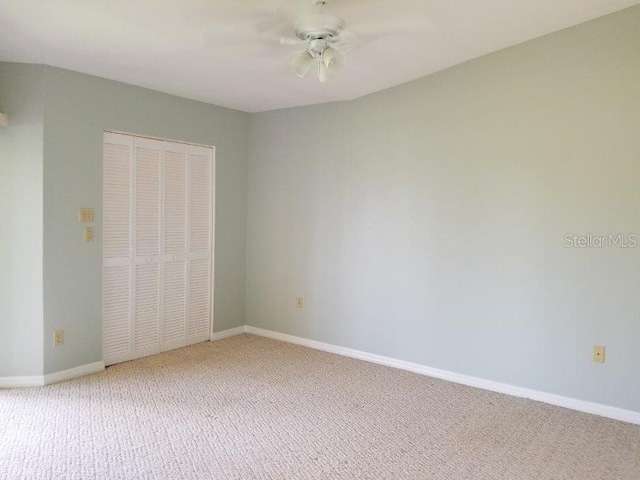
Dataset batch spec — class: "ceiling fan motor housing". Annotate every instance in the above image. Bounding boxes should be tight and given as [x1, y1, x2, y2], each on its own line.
[295, 14, 344, 42]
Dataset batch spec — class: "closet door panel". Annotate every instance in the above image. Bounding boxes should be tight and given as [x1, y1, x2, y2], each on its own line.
[104, 140, 132, 260]
[103, 133, 133, 366]
[161, 145, 188, 349]
[134, 263, 160, 353]
[133, 139, 162, 358]
[187, 146, 212, 344]
[189, 151, 211, 256]
[135, 145, 161, 258]
[164, 149, 187, 257]
[188, 259, 211, 340]
[103, 265, 132, 364]
[162, 262, 187, 346]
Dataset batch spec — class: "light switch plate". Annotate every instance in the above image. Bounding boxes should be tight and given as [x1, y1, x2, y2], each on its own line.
[79, 208, 94, 223]
[84, 227, 95, 243]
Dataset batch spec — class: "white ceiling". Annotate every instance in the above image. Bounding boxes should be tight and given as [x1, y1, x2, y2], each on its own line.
[0, 0, 637, 112]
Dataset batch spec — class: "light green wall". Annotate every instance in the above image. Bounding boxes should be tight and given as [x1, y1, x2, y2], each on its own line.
[246, 6, 640, 411]
[0, 63, 44, 377]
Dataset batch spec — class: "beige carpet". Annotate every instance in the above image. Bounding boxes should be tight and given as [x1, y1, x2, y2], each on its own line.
[1, 334, 639, 479]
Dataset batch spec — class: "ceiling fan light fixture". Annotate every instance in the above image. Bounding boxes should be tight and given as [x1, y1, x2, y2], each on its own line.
[322, 47, 343, 72]
[318, 60, 331, 83]
[290, 50, 314, 78]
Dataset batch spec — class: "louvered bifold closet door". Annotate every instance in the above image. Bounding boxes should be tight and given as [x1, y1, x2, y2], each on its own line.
[104, 133, 213, 366]
[187, 145, 213, 344]
[103, 133, 134, 366]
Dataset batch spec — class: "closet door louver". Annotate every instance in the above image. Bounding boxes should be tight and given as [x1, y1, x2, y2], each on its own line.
[103, 133, 214, 366]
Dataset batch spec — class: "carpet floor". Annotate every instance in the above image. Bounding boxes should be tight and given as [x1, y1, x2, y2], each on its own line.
[1, 334, 639, 479]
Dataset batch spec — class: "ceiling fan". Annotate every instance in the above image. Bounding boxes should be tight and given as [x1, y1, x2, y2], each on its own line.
[202, 0, 431, 83]
[279, 0, 356, 82]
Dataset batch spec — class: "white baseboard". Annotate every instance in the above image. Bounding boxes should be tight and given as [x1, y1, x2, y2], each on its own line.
[0, 361, 105, 389]
[43, 361, 105, 386]
[0, 375, 45, 388]
[244, 325, 640, 426]
[210, 326, 246, 341]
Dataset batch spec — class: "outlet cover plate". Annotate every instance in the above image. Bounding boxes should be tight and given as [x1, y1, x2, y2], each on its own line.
[593, 345, 605, 363]
[53, 330, 64, 347]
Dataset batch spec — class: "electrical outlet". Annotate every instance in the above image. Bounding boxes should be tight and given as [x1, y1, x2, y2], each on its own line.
[296, 297, 304, 309]
[84, 227, 94, 242]
[53, 330, 64, 347]
[593, 345, 605, 363]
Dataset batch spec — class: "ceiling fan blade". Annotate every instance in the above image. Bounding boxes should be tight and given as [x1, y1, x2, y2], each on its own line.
[199, 1, 299, 51]
[252, 2, 307, 34]
[255, 16, 290, 34]
[280, 37, 307, 46]
[201, 28, 280, 52]
[329, 0, 424, 18]
[328, 29, 360, 55]
[347, 12, 432, 38]
[281, 0, 321, 18]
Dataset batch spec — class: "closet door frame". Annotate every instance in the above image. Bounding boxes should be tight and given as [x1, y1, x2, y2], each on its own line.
[102, 131, 215, 366]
